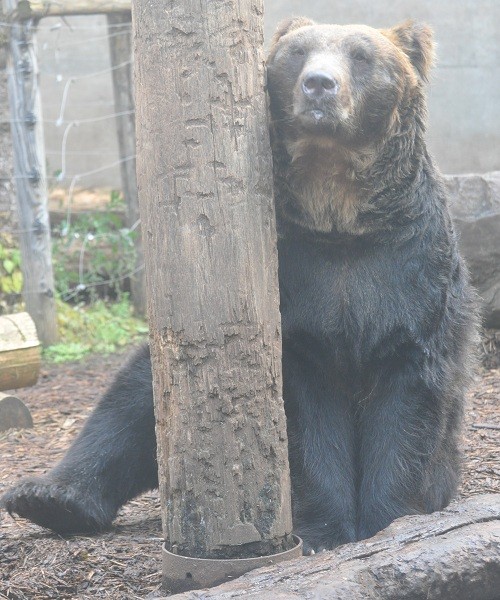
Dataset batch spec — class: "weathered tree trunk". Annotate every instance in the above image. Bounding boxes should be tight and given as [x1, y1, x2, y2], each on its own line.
[107, 12, 145, 315]
[133, 0, 292, 572]
[5, 1, 57, 345]
[168, 494, 500, 600]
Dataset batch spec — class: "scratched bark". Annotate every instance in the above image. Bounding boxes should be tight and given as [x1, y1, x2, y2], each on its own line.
[133, 0, 293, 560]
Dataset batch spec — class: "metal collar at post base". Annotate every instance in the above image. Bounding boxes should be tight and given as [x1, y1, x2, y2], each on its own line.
[162, 535, 303, 593]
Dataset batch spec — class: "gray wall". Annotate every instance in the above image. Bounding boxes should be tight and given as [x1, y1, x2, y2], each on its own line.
[37, 15, 121, 189]
[35, 1, 499, 188]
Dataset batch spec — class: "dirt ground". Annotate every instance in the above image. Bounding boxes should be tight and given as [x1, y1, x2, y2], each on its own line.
[0, 347, 499, 600]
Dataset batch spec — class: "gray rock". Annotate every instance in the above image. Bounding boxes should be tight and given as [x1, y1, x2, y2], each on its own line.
[446, 172, 500, 328]
[0, 393, 33, 432]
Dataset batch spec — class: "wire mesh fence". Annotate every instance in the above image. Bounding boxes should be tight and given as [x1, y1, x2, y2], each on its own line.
[0, 12, 145, 320]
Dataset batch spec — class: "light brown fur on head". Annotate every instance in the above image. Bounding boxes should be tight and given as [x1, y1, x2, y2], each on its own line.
[269, 18, 435, 85]
[270, 16, 315, 48]
[381, 20, 435, 82]
[267, 18, 435, 235]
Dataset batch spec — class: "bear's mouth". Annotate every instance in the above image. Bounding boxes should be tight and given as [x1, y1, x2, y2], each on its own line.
[300, 108, 325, 122]
[296, 109, 339, 135]
[309, 109, 325, 121]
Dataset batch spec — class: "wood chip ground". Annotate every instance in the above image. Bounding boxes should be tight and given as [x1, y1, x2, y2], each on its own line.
[1, 347, 498, 599]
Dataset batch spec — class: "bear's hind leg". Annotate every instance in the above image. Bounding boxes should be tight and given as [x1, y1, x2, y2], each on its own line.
[1, 345, 157, 534]
[283, 348, 357, 552]
[357, 360, 455, 541]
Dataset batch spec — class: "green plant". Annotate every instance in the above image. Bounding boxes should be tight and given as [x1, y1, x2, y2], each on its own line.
[0, 238, 23, 295]
[52, 192, 137, 302]
[44, 296, 148, 363]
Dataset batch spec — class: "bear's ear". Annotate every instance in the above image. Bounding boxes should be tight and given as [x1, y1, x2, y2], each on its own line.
[382, 20, 435, 81]
[270, 16, 315, 47]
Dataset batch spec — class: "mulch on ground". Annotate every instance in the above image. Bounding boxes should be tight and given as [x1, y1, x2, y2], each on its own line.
[1, 347, 499, 599]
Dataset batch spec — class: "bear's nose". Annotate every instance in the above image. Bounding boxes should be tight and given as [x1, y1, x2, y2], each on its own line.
[302, 72, 339, 98]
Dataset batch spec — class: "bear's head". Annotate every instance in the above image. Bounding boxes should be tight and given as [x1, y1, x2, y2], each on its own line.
[266, 18, 434, 152]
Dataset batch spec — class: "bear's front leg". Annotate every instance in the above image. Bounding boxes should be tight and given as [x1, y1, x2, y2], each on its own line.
[283, 348, 357, 553]
[356, 356, 460, 540]
[1, 345, 158, 534]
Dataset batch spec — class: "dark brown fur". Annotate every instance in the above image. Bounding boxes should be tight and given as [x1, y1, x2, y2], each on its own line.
[267, 18, 478, 551]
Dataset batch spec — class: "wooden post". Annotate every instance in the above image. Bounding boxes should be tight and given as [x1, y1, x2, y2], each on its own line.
[6, 1, 57, 345]
[133, 0, 293, 578]
[107, 12, 145, 315]
[7, 1, 132, 19]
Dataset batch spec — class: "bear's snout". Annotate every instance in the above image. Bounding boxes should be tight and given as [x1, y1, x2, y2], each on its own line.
[293, 62, 346, 129]
[301, 71, 339, 99]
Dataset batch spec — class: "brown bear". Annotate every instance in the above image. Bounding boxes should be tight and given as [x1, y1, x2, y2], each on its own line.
[1, 18, 477, 555]
[266, 17, 477, 552]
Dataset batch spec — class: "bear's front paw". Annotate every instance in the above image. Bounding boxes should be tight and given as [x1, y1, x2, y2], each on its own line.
[1, 478, 111, 535]
[302, 540, 320, 556]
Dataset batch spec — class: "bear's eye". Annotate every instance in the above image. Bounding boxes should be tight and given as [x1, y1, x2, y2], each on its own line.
[351, 48, 371, 63]
[290, 46, 306, 58]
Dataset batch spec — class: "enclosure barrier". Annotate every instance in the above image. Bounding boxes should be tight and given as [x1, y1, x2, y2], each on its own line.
[4, 0, 143, 345]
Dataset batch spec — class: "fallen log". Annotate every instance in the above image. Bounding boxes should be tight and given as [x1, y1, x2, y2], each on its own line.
[0, 312, 41, 391]
[167, 494, 500, 600]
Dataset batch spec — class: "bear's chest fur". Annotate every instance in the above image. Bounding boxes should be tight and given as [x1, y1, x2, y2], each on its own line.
[278, 233, 445, 375]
